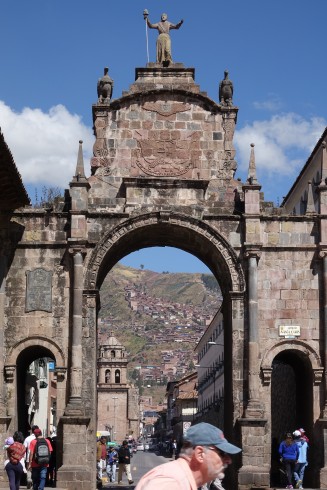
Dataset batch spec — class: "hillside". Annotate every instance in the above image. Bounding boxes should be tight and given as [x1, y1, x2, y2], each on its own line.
[98, 263, 222, 399]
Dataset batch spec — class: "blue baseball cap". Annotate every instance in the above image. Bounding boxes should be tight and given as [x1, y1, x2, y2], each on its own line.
[184, 423, 241, 454]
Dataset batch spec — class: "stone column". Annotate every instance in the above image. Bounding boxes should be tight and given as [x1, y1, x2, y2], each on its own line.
[321, 250, 327, 418]
[0, 256, 7, 414]
[66, 249, 84, 411]
[0, 255, 12, 485]
[245, 249, 264, 418]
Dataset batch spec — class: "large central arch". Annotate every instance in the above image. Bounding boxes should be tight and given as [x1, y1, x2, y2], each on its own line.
[85, 211, 245, 295]
[82, 211, 246, 486]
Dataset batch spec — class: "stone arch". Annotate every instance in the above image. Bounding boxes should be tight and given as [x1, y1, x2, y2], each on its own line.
[5, 336, 66, 369]
[261, 339, 323, 386]
[85, 211, 245, 296]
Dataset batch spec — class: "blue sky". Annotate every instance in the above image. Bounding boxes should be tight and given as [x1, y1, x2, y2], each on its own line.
[1, 1, 327, 272]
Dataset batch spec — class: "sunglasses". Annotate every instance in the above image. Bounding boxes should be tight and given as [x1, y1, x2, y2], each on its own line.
[207, 446, 228, 458]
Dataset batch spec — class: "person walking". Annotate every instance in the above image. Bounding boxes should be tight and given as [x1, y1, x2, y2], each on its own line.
[279, 432, 299, 489]
[28, 428, 53, 490]
[24, 425, 39, 489]
[136, 422, 241, 490]
[293, 430, 308, 489]
[118, 440, 134, 485]
[97, 436, 107, 480]
[5, 432, 27, 490]
[106, 446, 118, 482]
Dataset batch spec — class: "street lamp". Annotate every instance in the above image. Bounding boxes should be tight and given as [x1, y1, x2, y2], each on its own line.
[207, 342, 224, 346]
[112, 397, 118, 441]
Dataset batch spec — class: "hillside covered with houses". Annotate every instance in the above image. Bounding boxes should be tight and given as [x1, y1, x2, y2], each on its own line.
[98, 264, 222, 391]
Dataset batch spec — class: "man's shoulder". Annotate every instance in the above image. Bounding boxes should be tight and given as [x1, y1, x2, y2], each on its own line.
[136, 459, 191, 490]
[29, 438, 37, 450]
[24, 434, 35, 446]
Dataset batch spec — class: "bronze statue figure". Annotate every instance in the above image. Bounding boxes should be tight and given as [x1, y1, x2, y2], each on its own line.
[219, 70, 234, 107]
[97, 67, 114, 104]
[143, 11, 184, 65]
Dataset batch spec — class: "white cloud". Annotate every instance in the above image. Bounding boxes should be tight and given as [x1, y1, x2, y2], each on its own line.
[0, 101, 93, 187]
[253, 95, 282, 112]
[235, 113, 326, 177]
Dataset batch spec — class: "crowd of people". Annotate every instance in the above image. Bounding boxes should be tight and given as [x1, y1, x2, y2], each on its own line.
[3, 425, 56, 490]
[279, 428, 309, 489]
[97, 437, 134, 486]
[4, 422, 310, 490]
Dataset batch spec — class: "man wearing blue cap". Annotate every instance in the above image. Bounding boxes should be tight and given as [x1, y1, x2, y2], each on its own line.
[135, 423, 241, 490]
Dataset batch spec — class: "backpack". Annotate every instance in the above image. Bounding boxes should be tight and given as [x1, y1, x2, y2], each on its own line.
[34, 438, 50, 465]
[8, 442, 26, 465]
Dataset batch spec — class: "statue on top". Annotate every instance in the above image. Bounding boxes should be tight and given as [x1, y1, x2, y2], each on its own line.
[143, 10, 184, 65]
[97, 67, 114, 104]
[219, 70, 234, 107]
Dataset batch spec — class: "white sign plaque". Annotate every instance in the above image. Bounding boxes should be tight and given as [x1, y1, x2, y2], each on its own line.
[279, 325, 300, 338]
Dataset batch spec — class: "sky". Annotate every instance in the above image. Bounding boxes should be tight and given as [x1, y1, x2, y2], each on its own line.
[1, 0, 327, 273]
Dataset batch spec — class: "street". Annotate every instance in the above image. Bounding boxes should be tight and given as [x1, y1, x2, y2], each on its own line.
[103, 450, 171, 489]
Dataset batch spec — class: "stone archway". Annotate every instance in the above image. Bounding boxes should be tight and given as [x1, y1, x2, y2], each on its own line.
[85, 211, 245, 295]
[81, 211, 246, 485]
[4, 336, 67, 433]
[261, 341, 323, 487]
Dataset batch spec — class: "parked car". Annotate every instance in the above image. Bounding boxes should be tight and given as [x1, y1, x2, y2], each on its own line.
[136, 443, 145, 451]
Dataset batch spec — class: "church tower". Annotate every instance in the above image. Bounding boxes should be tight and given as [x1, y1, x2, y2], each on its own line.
[97, 333, 139, 442]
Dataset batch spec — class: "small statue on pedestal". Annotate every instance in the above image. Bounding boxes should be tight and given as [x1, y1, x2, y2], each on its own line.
[219, 70, 234, 107]
[97, 67, 114, 104]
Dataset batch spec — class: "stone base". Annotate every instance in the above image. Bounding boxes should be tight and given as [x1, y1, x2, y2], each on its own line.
[56, 465, 93, 490]
[238, 465, 270, 489]
[320, 466, 327, 488]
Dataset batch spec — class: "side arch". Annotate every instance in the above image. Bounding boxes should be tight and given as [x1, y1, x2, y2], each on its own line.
[261, 340, 324, 385]
[5, 336, 66, 368]
[85, 211, 245, 295]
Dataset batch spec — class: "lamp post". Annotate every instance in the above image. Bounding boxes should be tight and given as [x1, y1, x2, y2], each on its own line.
[112, 396, 118, 442]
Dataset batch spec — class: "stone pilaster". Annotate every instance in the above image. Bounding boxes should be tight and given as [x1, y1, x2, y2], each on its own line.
[0, 256, 7, 415]
[65, 249, 84, 415]
[244, 247, 264, 418]
[320, 250, 327, 419]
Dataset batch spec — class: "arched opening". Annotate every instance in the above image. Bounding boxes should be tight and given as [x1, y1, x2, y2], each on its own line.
[114, 370, 121, 384]
[270, 349, 313, 487]
[87, 214, 245, 485]
[16, 345, 57, 438]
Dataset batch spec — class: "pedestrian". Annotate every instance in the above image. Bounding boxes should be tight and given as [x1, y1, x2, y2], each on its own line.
[298, 428, 309, 444]
[28, 428, 53, 490]
[135, 422, 241, 490]
[118, 440, 134, 485]
[24, 425, 39, 489]
[279, 432, 299, 489]
[5, 431, 27, 490]
[96, 436, 107, 480]
[46, 436, 56, 487]
[293, 430, 308, 489]
[106, 446, 118, 482]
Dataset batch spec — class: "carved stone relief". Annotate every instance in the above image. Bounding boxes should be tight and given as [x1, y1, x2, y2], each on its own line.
[133, 129, 199, 177]
[26, 268, 52, 313]
[143, 102, 191, 117]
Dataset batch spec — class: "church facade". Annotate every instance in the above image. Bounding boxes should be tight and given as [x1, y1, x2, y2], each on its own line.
[0, 59, 326, 489]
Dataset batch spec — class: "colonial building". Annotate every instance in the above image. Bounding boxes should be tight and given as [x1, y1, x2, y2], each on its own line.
[97, 333, 139, 442]
[195, 308, 224, 429]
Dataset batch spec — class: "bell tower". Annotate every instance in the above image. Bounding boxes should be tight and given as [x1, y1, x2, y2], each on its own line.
[97, 333, 139, 442]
